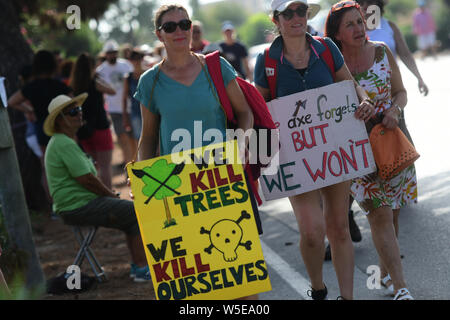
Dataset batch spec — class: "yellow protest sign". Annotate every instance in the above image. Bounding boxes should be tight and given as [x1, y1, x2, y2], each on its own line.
[127, 140, 272, 300]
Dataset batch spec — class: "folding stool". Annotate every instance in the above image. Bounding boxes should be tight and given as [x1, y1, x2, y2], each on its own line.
[72, 226, 107, 283]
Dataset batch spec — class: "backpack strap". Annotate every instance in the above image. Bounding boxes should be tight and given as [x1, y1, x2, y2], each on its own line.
[264, 47, 278, 100]
[204, 51, 235, 124]
[313, 36, 336, 81]
[264, 38, 335, 100]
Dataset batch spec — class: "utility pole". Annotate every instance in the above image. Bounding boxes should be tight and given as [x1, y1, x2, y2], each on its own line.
[0, 96, 45, 289]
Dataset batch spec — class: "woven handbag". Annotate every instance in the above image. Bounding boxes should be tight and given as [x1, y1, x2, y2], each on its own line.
[369, 123, 420, 180]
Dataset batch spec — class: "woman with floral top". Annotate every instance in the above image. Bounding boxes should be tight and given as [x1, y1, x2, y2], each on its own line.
[325, 0, 416, 300]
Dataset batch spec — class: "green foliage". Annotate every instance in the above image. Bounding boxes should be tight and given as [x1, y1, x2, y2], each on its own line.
[0, 207, 30, 293]
[320, 0, 449, 51]
[15, 0, 117, 20]
[201, 2, 249, 42]
[384, 0, 416, 19]
[0, 275, 45, 300]
[100, 0, 158, 46]
[141, 160, 182, 200]
[435, 0, 450, 49]
[24, 19, 102, 57]
[398, 24, 417, 53]
[238, 13, 274, 47]
[16, 0, 119, 57]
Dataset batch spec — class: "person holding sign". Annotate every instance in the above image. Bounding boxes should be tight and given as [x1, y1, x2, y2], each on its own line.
[325, 0, 415, 300]
[43, 94, 150, 282]
[253, 0, 376, 300]
[134, 4, 253, 162]
[133, 4, 260, 299]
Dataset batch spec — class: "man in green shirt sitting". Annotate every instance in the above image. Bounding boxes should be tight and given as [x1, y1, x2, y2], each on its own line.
[44, 94, 150, 282]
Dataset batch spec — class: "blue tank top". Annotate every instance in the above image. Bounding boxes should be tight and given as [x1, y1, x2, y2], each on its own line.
[367, 18, 397, 57]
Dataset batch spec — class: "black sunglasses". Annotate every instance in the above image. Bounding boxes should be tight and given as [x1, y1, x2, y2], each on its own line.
[158, 19, 192, 33]
[278, 6, 309, 20]
[63, 106, 82, 117]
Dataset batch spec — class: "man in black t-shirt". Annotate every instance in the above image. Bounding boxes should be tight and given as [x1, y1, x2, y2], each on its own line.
[219, 21, 253, 82]
[8, 50, 72, 148]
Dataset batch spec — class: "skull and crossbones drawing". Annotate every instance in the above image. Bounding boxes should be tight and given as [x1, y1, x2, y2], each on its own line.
[200, 210, 252, 262]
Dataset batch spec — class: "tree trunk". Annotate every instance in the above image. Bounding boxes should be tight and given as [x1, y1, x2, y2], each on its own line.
[0, 0, 50, 213]
[163, 197, 172, 222]
[0, 0, 45, 289]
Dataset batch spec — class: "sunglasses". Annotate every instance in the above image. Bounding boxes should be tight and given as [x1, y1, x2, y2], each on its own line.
[63, 106, 82, 117]
[158, 19, 192, 33]
[331, 0, 360, 12]
[278, 6, 309, 20]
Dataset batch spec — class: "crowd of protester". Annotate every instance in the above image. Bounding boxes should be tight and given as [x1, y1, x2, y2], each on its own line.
[3, 0, 437, 299]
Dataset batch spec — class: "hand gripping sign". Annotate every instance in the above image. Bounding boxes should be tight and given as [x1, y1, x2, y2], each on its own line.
[260, 80, 376, 201]
[127, 140, 271, 300]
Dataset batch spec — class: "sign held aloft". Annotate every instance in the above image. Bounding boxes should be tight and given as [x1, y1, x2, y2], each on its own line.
[128, 140, 272, 300]
[260, 80, 376, 201]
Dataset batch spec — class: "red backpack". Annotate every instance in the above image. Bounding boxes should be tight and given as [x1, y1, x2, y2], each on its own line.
[264, 36, 336, 100]
[204, 51, 278, 205]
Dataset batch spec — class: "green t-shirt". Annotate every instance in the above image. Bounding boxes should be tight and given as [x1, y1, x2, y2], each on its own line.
[45, 133, 98, 213]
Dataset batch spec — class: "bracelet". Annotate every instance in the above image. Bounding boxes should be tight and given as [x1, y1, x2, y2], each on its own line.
[362, 97, 375, 106]
[392, 104, 403, 119]
[393, 103, 402, 115]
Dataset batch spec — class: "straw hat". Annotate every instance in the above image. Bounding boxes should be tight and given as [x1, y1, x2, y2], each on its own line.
[43, 93, 88, 136]
[271, 0, 321, 20]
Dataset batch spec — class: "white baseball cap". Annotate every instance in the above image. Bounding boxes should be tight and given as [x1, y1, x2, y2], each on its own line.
[221, 21, 235, 32]
[271, 0, 321, 19]
[102, 40, 119, 53]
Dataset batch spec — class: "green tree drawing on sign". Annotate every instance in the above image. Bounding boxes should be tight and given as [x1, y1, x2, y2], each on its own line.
[132, 159, 184, 228]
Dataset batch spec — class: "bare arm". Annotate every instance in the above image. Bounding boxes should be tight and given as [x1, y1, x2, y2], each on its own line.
[138, 104, 160, 161]
[255, 64, 374, 120]
[75, 173, 118, 197]
[95, 77, 116, 95]
[382, 44, 408, 129]
[226, 78, 254, 132]
[8, 90, 30, 112]
[389, 20, 428, 96]
[7, 90, 36, 121]
[335, 63, 375, 122]
[255, 85, 271, 102]
[122, 77, 131, 130]
[242, 57, 253, 82]
[226, 78, 254, 162]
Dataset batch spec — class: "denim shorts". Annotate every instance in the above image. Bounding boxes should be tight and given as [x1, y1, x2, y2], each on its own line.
[60, 196, 140, 236]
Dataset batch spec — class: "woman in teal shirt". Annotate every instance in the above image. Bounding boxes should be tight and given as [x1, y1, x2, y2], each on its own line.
[133, 3, 256, 299]
[134, 4, 253, 159]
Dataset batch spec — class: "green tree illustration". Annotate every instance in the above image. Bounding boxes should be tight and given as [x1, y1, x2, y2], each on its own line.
[132, 159, 184, 228]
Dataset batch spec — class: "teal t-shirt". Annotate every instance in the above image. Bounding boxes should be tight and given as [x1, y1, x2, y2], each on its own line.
[133, 57, 237, 155]
[45, 133, 98, 213]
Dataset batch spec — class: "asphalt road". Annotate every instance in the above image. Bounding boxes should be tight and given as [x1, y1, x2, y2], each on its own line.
[257, 53, 450, 300]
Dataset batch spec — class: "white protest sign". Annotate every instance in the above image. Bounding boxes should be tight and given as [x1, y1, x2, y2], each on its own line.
[260, 80, 376, 201]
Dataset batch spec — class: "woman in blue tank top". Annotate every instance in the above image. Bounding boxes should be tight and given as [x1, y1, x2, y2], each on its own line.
[357, 0, 429, 96]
